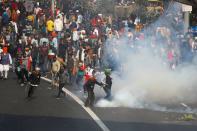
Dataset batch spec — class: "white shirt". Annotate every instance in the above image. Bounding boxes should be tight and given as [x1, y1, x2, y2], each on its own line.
[54, 18, 63, 32]
[73, 30, 79, 41]
[31, 38, 38, 46]
[34, 7, 42, 15]
[93, 28, 99, 36]
[77, 14, 83, 24]
[52, 37, 58, 49]
[40, 37, 49, 45]
[11, 21, 18, 34]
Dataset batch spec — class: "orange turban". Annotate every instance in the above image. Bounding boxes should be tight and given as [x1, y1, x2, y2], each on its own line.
[3, 47, 8, 53]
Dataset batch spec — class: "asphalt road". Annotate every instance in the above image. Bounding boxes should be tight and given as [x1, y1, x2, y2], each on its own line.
[0, 72, 101, 131]
[0, 72, 197, 131]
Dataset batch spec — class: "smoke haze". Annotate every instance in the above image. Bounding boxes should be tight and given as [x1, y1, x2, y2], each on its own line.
[96, 2, 197, 113]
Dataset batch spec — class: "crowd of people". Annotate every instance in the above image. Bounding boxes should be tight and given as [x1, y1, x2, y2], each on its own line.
[0, 0, 196, 106]
[115, 0, 134, 6]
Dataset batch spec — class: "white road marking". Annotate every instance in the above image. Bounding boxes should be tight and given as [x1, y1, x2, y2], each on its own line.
[41, 77, 110, 131]
[181, 103, 189, 108]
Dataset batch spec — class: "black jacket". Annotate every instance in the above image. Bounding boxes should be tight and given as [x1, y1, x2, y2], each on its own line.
[84, 78, 102, 92]
[58, 70, 67, 84]
[105, 75, 112, 89]
[29, 72, 41, 85]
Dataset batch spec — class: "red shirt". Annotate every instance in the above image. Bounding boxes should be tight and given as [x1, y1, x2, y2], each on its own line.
[91, 18, 97, 27]
[167, 51, 173, 61]
[11, 1, 18, 10]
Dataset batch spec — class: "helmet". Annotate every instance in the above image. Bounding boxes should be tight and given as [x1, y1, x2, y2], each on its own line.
[104, 68, 111, 76]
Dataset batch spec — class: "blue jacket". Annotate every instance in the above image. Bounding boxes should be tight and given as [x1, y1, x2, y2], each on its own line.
[2, 12, 9, 25]
[0, 54, 11, 65]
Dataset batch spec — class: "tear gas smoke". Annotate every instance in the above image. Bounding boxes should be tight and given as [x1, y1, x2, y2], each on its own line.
[96, 2, 197, 113]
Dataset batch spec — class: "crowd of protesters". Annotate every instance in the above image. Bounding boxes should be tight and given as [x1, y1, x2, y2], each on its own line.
[115, 0, 134, 6]
[0, 0, 196, 105]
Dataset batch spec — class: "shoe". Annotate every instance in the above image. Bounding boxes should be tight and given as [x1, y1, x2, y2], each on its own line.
[26, 96, 35, 100]
[84, 104, 89, 107]
[42, 74, 47, 77]
[56, 96, 60, 99]
[20, 83, 25, 87]
[104, 96, 112, 101]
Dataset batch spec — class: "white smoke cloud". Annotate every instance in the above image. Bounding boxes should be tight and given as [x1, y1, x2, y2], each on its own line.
[96, 2, 197, 113]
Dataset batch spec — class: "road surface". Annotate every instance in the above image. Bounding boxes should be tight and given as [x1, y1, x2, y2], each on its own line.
[0, 72, 197, 131]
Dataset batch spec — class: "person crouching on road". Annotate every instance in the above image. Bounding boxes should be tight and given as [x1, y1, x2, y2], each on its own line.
[83, 70, 103, 107]
[0, 47, 12, 80]
[27, 67, 41, 98]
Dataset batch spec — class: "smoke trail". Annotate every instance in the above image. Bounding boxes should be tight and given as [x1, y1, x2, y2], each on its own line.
[96, 2, 197, 113]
